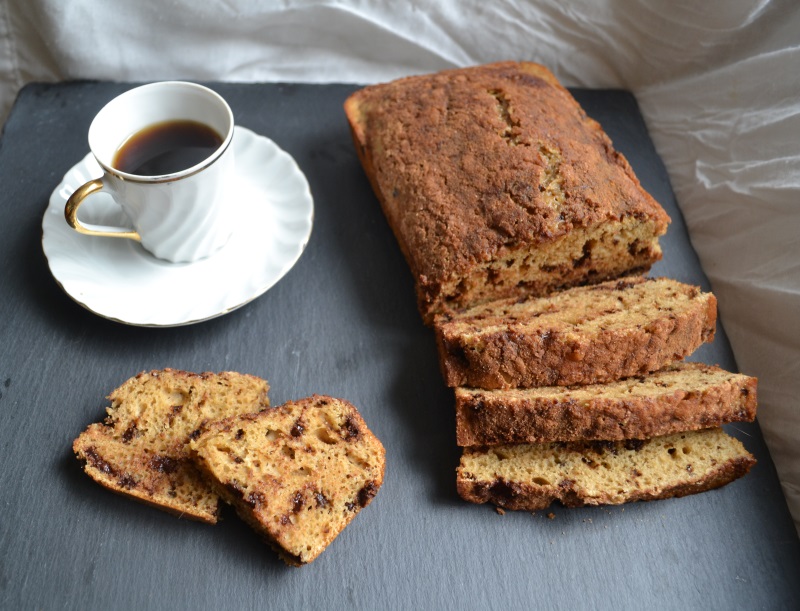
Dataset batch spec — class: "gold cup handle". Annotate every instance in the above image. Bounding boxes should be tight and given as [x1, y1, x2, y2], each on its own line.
[64, 178, 141, 241]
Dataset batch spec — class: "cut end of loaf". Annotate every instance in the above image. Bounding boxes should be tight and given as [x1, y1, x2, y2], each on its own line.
[424, 216, 665, 324]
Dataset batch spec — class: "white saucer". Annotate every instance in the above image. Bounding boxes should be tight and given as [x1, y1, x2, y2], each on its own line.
[42, 126, 314, 326]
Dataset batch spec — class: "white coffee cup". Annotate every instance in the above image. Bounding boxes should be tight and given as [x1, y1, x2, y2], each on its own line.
[65, 81, 235, 263]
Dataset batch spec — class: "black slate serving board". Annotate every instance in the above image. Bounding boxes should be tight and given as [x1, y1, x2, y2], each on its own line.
[0, 81, 798, 610]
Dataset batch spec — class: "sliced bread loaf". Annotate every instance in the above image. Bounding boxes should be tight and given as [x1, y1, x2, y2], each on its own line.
[456, 428, 755, 511]
[344, 61, 670, 323]
[190, 395, 386, 566]
[455, 362, 757, 446]
[73, 369, 270, 523]
[435, 276, 716, 389]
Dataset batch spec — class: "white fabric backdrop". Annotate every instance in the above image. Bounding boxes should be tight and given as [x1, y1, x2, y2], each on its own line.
[2, 0, 798, 531]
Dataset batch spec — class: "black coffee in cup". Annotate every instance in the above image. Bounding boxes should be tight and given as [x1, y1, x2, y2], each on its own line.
[113, 120, 223, 176]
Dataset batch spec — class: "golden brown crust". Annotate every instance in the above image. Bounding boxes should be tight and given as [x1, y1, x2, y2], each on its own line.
[344, 61, 670, 322]
[190, 395, 386, 565]
[454, 363, 757, 446]
[73, 369, 270, 524]
[456, 428, 756, 510]
[435, 277, 717, 389]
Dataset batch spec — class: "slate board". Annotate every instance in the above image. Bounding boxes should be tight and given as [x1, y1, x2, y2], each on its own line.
[0, 81, 798, 610]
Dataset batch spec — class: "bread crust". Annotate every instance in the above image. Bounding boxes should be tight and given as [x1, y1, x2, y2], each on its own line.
[344, 61, 670, 322]
[454, 363, 757, 445]
[435, 277, 717, 389]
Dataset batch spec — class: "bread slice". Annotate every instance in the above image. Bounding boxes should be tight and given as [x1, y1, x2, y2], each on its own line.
[344, 61, 670, 323]
[435, 276, 716, 389]
[190, 395, 386, 566]
[73, 369, 270, 523]
[455, 362, 757, 446]
[457, 428, 755, 510]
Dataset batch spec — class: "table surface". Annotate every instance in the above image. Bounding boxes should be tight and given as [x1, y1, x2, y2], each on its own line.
[1, 81, 798, 611]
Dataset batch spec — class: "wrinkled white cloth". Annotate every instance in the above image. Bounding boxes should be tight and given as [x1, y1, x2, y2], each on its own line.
[1, 0, 799, 531]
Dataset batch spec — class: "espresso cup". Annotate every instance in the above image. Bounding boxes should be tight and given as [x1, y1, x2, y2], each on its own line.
[65, 81, 235, 263]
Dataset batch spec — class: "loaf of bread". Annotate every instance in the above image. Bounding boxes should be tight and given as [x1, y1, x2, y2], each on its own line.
[455, 362, 757, 446]
[435, 276, 716, 389]
[190, 395, 386, 566]
[73, 369, 270, 523]
[344, 61, 670, 323]
[457, 428, 755, 510]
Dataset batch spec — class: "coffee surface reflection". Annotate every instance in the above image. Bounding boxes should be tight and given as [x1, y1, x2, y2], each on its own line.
[113, 120, 223, 176]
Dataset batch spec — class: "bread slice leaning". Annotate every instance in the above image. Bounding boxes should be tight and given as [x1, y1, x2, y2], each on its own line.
[190, 395, 386, 566]
[73, 369, 270, 523]
[454, 362, 757, 446]
[435, 276, 717, 389]
[457, 428, 755, 511]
